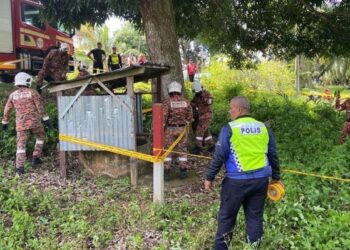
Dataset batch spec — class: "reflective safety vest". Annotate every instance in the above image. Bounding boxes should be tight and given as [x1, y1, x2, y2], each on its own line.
[228, 117, 269, 172]
[110, 54, 120, 65]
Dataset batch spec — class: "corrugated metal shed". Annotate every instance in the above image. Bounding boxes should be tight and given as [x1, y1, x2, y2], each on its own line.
[58, 96, 135, 151]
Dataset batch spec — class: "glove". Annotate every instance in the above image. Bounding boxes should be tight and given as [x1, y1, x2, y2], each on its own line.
[43, 119, 52, 130]
[2, 124, 8, 131]
[36, 85, 42, 94]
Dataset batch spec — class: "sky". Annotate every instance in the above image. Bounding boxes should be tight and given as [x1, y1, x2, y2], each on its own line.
[105, 16, 126, 38]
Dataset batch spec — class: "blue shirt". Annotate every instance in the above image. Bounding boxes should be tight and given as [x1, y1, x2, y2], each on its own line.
[206, 116, 281, 181]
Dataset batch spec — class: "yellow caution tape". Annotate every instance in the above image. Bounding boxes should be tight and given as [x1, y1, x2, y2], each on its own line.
[59, 134, 159, 163]
[267, 181, 285, 202]
[142, 108, 152, 114]
[283, 169, 350, 183]
[155, 149, 350, 183]
[160, 124, 190, 160]
[59, 125, 189, 163]
[60, 129, 350, 183]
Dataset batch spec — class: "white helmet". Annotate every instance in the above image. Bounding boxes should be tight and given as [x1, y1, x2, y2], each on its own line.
[168, 81, 182, 94]
[78, 62, 88, 71]
[14, 72, 32, 87]
[60, 43, 68, 52]
[192, 80, 203, 93]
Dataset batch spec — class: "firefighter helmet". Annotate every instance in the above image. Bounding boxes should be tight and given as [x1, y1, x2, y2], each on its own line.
[168, 81, 182, 94]
[192, 80, 203, 93]
[79, 62, 88, 71]
[60, 43, 68, 52]
[14, 72, 32, 87]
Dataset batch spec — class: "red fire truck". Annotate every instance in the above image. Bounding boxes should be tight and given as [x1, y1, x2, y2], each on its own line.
[0, 0, 74, 82]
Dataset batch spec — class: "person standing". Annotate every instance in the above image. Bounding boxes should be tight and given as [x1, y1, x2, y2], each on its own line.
[191, 80, 214, 153]
[36, 43, 70, 93]
[107, 46, 122, 71]
[162, 81, 193, 180]
[87, 42, 106, 74]
[127, 53, 137, 66]
[2, 73, 51, 176]
[335, 91, 350, 144]
[186, 59, 197, 82]
[137, 53, 148, 64]
[204, 96, 282, 250]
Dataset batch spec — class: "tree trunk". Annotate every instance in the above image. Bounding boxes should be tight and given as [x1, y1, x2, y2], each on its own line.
[138, 0, 184, 100]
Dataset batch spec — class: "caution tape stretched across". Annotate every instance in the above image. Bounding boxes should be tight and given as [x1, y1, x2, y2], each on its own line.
[156, 149, 350, 183]
[59, 134, 159, 163]
[59, 124, 189, 163]
[59, 125, 349, 183]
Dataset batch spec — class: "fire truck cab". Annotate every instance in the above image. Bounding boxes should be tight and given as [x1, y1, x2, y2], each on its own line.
[0, 0, 74, 82]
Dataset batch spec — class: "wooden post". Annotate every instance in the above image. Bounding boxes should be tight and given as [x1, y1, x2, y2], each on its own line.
[156, 76, 162, 102]
[57, 91, 67, 179]
[153, 103, 164, 203]
[127, 76, 138, 188]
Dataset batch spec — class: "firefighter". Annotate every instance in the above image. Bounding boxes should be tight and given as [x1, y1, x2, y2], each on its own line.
[2, 72, 51, 176]
[36, 43, 70, 93]
[107, 46, 123, 71]
[162, 81, 193, 180]
[191, 80, 214, 153]
[78, 62, 90, 78]
[335, 90, 350, 144]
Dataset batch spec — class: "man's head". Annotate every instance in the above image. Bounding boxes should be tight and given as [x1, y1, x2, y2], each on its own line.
[229, 96, 250, 120]
[97, 42, 102, 49]
[189, 59, 193, 64]
[112, 46, 117, 52]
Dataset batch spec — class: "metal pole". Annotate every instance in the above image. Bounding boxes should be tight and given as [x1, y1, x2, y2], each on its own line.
[153, 103, 164, 203]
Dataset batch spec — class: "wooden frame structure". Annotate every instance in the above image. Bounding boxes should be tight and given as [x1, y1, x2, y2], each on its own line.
[49, 65, 170, 187]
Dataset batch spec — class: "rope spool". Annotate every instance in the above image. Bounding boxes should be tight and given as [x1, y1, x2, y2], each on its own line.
[267, 181, 285, 202]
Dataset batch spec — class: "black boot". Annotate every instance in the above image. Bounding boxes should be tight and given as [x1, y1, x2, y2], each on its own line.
[179, 168, 188, 179]
[32, 157, 42, 167]
[15, 167, 24, 176]
[164, 169, 171, 181]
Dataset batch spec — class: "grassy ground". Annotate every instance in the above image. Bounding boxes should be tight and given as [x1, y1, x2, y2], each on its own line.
[1, 81, 350, 249]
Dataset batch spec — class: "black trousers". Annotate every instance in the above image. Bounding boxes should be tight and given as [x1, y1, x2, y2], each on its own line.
[110, 64, 121, 71]
[93, 61, 104, 73]
[189, 74, 195, 82]
[214, 177, 268, 250]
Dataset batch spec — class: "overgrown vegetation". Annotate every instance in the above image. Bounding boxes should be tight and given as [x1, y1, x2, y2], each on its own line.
[0, 60, 350, 249]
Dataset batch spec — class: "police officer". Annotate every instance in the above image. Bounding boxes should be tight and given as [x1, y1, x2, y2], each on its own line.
[107, 46, 122, 71]
[163, 81, 193, 180]
[335, 91, 350, 144]
[37, 43, 70, 93]
[2, 72, 51, 176]
[191, 80, 214, 153]
[204, 96, 282, 250]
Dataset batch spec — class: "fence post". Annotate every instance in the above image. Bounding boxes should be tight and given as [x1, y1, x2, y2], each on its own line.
[153, 103, 164, 203]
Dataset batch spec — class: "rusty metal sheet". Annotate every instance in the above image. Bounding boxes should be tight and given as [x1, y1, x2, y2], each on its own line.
[58, 95, 135, 151]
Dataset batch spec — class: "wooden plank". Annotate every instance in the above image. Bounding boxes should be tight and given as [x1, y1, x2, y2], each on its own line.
[49, 67, 145, 93]
[57, 90, 67, 179]
[94, 77, 115, 96]
[130, 158, 138, 188]
[127, 76, 134, 98]
[59, 81, 90, 120]
[127, 76, 138, 187]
